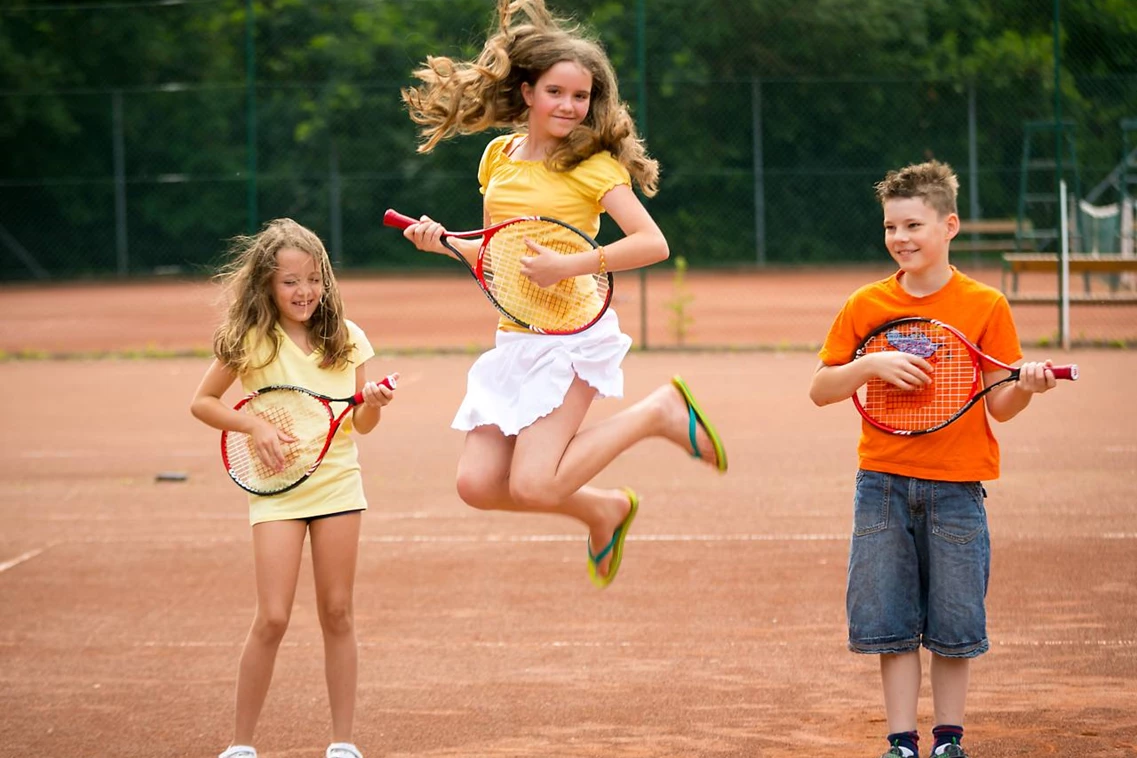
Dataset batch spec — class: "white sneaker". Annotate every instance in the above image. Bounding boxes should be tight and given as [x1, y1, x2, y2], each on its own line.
[219, 747, 257, 758]
[327, 743, 363, 758]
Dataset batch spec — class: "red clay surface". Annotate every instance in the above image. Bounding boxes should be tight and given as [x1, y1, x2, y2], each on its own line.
[0, 272, 1135, 758]
[1, 266, 1134, 356]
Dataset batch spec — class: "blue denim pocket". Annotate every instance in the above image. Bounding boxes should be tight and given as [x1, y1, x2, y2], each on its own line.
[930, 481, 987, 545]
[852, 469, 891, 536]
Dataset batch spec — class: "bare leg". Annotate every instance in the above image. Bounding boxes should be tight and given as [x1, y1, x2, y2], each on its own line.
[456, 415, 632, 579]
[454, 376, 722, 578]
[310, 511, 362, 744]
[513, 378, 722, 502]
[232, 520, 307, 745]
[880, 651, 921, 734]
[930, 654, 970, 727]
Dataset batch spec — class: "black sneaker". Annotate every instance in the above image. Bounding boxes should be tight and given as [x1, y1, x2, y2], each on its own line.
[880, 748, 916, 758]
[933, 746, 968, 758]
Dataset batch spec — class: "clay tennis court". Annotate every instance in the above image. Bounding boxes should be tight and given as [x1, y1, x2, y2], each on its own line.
[1, 270, 1135, 758]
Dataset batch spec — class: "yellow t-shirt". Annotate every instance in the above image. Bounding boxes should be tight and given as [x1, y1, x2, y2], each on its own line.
[477, 133, 631, 333]
[817, 268, 1022, 482]
[239, 319, 376, 524]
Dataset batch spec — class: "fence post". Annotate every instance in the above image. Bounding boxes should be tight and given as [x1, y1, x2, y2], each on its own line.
[752, 77, 766, 266]
[967, 80, 980, 268]
[245, 0, 258, 234]
[636, 0, 648, 348]
[112, 90, 128, 276]
[329, 139, 342, 267]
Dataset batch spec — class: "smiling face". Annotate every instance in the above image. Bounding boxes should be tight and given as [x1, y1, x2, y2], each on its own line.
[882, 196, 959, 280]
[521, 60, 593, 144]
[271, 246, 323, 328]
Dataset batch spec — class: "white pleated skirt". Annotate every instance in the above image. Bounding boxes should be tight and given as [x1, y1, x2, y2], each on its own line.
[452, 309, 633, 436]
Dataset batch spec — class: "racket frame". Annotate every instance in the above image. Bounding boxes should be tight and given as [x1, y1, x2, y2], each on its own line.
[383, 208, 613, 335]
[221, 374, 396, 496]
[851, 316, 1077, 436]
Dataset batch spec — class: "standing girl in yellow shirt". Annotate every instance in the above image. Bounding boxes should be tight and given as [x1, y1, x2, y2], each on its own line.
[191, 218, 397, 758]
[395, 0, 727, 590]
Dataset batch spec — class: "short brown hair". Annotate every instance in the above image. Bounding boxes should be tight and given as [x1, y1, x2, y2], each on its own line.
[874, 160, 959, 217]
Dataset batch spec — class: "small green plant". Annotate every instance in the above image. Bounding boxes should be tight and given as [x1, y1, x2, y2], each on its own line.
[664, 255, 695, 346]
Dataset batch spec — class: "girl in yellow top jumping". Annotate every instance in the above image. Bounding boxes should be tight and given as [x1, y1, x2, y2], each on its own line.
[191, 218, 397, 758]
[395, 0, 727, 590]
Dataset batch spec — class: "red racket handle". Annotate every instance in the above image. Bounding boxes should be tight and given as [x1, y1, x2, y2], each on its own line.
[383, 209, 418, 230]
[350, 374, 397, 405]
[1050, 365, 1078, 381]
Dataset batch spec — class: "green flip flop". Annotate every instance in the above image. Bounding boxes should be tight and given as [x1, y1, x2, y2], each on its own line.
[587, 487, 639, 589]
[671, 375, 728, 473]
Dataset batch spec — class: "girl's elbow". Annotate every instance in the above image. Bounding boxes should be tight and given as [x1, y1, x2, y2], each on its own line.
[189, 399, 206, 421]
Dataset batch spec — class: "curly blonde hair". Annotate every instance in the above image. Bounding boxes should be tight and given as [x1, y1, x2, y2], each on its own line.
[402, 0, 660, 196]
[212, 218, 352, 374]
[874, 160, 959, 218]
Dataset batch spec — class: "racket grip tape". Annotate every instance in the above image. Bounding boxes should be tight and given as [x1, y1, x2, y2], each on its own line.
[351, 374, 397, 405]
[383, 209, 417, 230]
[1052, 365, 1078, 381]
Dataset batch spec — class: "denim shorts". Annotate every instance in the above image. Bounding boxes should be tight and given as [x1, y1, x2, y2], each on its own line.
[846, 469, 991, 658]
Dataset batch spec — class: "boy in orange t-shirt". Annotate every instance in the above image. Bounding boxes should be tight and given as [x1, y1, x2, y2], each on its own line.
[809, 161, 1066, 758]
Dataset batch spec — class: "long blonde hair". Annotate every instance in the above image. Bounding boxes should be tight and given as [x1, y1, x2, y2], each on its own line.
[402, 0, 660, 196]
[212, 218, 352, 373]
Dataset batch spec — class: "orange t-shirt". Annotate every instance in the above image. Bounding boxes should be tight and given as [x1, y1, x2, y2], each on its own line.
[817, 267, 1023, 482]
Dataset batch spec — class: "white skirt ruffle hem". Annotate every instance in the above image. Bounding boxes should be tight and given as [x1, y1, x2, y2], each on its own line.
[452, 310, 632, 436]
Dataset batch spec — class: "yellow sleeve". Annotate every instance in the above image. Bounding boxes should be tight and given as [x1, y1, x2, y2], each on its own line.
[345, 319, 375, 366]
[478, 135, 514, 196]
[564, 151, 632, 207]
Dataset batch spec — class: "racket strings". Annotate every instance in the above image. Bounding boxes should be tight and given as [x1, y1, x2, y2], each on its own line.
[858, 324, 978, 431]
[225, 392, 332, 493]
[483, 220, 607, 332]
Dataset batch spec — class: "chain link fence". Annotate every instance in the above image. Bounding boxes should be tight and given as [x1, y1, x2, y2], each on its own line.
[2, 0, 1135, 345]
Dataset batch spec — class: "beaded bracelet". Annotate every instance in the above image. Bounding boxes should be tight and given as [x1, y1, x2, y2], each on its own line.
[597, 246, 607, 276]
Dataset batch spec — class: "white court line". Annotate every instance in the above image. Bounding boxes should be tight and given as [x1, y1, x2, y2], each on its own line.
[25, 531, 1137, 547]
[43, 511, 467, 523]
[48, 533, 848, 547]
[997, 639, 1137, 648]
[359, 533, 849, 545]
[0, 545, 53, 574]
[19, 450, 211, 459]
[129, 638, 1137, 650]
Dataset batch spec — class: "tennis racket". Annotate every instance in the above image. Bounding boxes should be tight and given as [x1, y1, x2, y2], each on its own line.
[852, 317, 1077, 435]
[221, 374, 396, 496]
[383, 208, 612, 335]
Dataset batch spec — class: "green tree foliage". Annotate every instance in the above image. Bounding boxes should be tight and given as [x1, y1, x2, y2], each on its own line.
[0, 0, 1134, 277]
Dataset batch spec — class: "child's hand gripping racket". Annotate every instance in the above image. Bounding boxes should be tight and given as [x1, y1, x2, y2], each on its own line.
[383, 209, 612, 335]
[852, 317, 1077, 435]
[221, 375, 397, 495]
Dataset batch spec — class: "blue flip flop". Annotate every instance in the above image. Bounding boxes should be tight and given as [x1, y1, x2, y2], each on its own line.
[587, 487, 639, 590]
[671, 375, 728, 473]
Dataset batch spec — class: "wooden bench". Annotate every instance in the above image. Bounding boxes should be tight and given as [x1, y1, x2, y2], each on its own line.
[1001, 253, 1137, 304]
[954, 219, 1033, 265]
